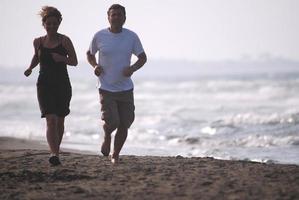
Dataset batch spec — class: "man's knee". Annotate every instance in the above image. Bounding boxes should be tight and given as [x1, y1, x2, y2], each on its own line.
[118, 124, 129, 131]
[120, 112, 134, 129]
[103, 118, 120, 133]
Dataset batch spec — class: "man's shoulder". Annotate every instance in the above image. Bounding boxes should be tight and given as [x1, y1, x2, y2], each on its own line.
[94, 28, 109, 37]
[123, 28, 138, 38]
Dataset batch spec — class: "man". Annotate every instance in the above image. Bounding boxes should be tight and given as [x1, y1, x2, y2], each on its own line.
[87, 4, 147, 164]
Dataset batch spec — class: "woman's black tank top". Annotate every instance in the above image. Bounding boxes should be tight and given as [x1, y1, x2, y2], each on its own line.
[37, 37, 70, 86]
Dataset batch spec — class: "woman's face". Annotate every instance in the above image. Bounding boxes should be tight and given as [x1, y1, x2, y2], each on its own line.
[43, 16, 60, 34]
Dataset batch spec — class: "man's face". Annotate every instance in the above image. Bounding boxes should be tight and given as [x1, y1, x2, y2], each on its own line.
[108, 9, 125, 28]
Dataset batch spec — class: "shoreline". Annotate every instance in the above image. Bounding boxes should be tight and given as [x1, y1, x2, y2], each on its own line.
[1, 137, 299, 199]
[1, 136, 298, 165]
[0, 136, 96, 155]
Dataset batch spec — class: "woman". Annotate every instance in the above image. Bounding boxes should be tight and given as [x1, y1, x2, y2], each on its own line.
[24, 6, 78, 166]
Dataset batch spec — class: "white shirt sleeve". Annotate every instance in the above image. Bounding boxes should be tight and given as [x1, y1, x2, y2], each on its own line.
[132, 34, 144, 56]
[89, 34, 98, 55]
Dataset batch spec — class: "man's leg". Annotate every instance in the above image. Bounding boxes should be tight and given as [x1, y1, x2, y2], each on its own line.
[112, 125, 128, 163]
[112, 90, 135, 163]
[100, 91, 119, 156]
[101, 123, 116, 156]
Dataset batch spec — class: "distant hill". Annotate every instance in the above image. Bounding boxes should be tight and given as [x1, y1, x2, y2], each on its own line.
[134, 58, 299, 81]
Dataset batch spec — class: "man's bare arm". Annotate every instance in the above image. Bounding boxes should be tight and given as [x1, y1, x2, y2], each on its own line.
[87, 50, 98, 68]
[123, 52, 147, 77]
[131, 52, 147, 72]
[87, 50, 103, 76]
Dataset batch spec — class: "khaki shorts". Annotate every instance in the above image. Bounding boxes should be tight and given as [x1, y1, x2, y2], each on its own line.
[99, 89, 135, 129]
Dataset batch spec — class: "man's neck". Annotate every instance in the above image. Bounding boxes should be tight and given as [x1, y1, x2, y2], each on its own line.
[109, 26, 122, 33]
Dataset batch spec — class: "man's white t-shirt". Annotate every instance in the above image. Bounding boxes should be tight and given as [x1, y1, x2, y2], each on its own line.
[89, 28, 144, 92]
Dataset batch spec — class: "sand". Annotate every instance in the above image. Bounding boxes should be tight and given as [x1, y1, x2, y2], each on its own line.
[1, 137, 299, 200]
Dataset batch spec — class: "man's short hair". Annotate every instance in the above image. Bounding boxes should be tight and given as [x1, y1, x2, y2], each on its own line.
[107, 4, 126, 17]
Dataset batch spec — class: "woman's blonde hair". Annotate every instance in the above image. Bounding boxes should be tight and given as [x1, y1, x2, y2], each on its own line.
[39, 6, 62, 24]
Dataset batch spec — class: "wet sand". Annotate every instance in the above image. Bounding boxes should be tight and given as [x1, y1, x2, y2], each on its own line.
[1, 137, 299, 200]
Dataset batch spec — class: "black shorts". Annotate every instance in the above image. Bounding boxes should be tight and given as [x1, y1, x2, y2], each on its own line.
[37, 83, 72, 118]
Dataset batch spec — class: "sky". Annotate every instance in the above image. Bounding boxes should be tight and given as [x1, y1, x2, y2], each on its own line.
[0, 0, 298, 67]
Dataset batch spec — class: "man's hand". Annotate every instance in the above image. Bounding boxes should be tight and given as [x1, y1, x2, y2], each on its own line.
[94, 66, 103, 76]
[24, 68, 32, 77]
[123, 66, 135, 77]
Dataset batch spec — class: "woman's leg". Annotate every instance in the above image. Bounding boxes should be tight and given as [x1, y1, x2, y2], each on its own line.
[45, 114, 59, 156]
[57, 117, 65, 148]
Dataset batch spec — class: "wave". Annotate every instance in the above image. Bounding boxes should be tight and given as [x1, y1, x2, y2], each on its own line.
[1, 78, 299, 164]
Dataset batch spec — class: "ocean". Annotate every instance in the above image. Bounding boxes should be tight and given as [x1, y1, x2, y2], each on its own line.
[1, 63, 299, 165]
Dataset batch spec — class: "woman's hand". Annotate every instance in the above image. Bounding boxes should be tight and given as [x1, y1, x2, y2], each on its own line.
[51, 53, 66, 63]
[24, 68, 32, 77]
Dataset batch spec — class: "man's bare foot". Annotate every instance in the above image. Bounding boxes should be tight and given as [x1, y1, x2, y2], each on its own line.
[101, 135, 111, 156]
[111, 154, 119, 164]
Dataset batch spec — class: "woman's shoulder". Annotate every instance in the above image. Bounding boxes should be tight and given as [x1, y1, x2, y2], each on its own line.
[59, 33, 69, 40]
[33, 36, 45, 48]
[59, 34, 72, 46]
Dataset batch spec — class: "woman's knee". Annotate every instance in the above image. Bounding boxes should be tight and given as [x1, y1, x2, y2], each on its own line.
[57, 117, 65, 128]
[46, 115, 57, 129]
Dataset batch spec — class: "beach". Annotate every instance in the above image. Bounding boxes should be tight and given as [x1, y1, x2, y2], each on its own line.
[1, 137, 299, 200]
